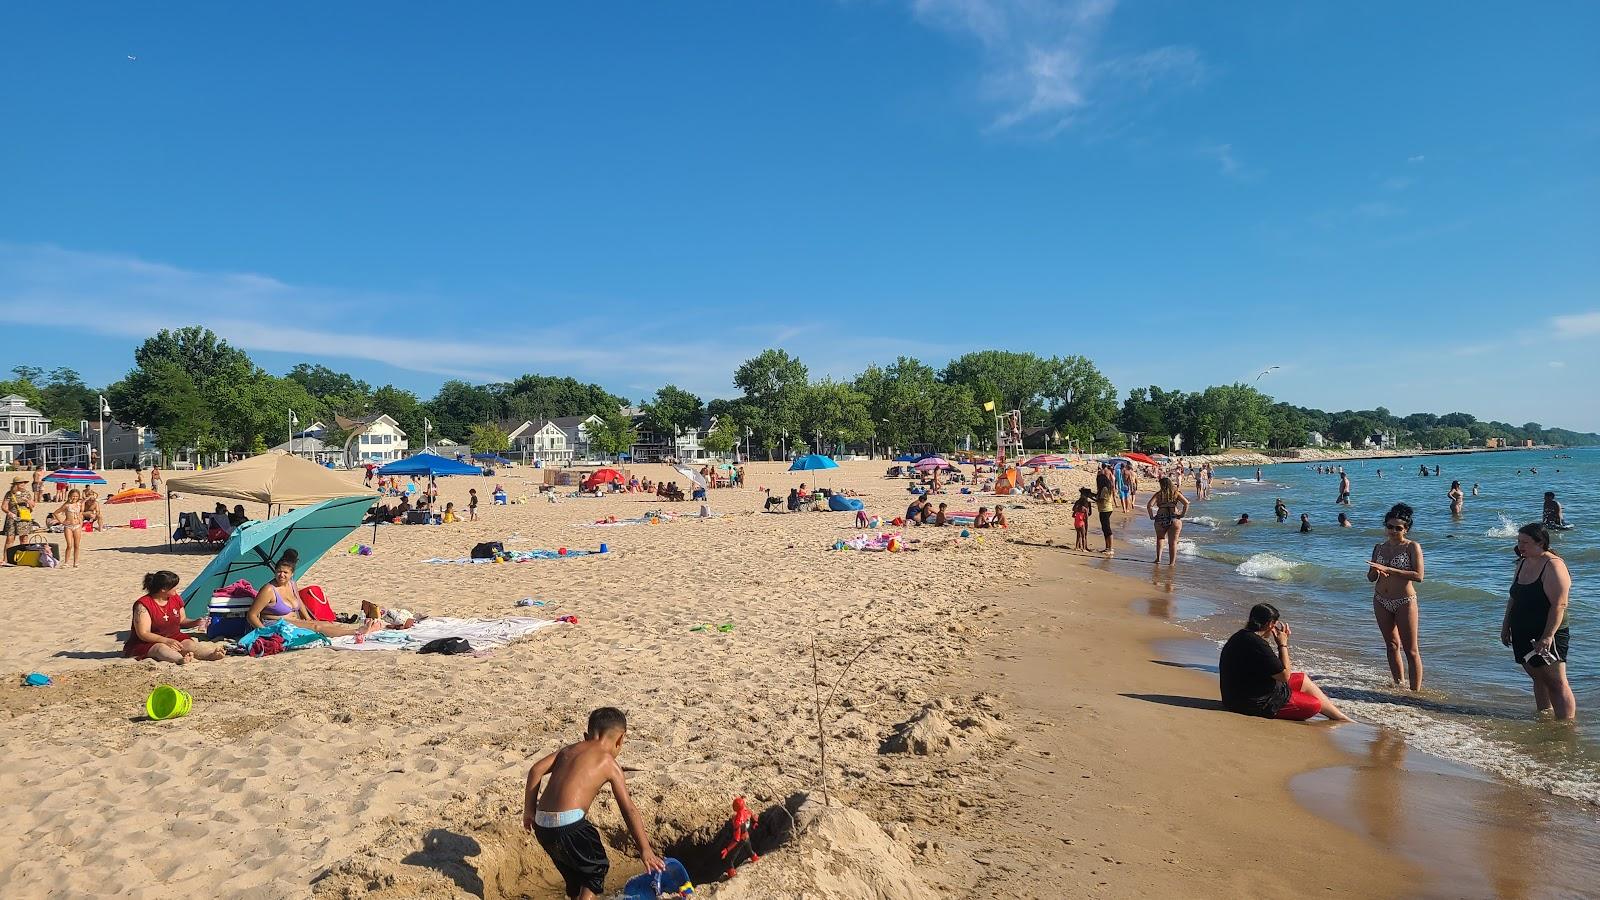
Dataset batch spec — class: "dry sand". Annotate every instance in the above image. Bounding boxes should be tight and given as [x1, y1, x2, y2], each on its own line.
[0, 458, 1417, 898]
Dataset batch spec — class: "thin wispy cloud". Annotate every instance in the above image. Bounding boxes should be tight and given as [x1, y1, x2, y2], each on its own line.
[1354, 200, 1405, 219]
[1407, 155, 1426, 163]
[1199, 143, 1244, 179]
[1551, 310, 1600, 339]
[908, 0, 1203, 135]
[1381, 175, 1414, 191]
[0, 243, 822, 396]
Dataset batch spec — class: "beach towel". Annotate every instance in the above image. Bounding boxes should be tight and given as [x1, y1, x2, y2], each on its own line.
[328, 616, 556, 652]
[236, 620, 330, 653]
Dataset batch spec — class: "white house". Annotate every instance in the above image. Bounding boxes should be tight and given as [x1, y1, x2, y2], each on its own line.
[269, 422, 349, 466]
[508, 419, 571, 464]
[1307, 431, 1326, 448]
[87, 421, 162, 469]
[337, 413, 408, 463]
[552, 415, 603, 460]
[0, 396, 91, 468]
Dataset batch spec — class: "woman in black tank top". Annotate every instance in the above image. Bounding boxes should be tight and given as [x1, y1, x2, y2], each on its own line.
[1501, 523, 1576, 720]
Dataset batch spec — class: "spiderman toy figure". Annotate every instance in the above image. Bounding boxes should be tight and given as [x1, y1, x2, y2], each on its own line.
[718, 796, 759, 878]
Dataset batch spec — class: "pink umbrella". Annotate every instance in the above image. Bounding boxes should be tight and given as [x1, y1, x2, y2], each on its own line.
[1021, 454, 1066, 468]
[913, 457, 953, 471]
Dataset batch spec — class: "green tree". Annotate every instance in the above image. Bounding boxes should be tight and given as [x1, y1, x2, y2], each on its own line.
[108, 361, 211, 458]
[643, 385, 704, 439]
[1044, 355, 1119, 441]
[469, 422, 510, 454]
[425, 380, 498, 440]
[586, 410, 639, 461]
[856, 357, 979, 452]
[10, 365, 44, 384]
[371, 385, 426, 444]
[286, 363, 371, 399]
[733, 349, 808, 457]
[796, 379, 873, 455]
[702, 418, 741, 455]
[940, 350, 1050, 424]
[37, 368, 98, 426]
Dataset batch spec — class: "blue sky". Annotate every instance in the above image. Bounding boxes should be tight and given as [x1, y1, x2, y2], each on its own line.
[2, 2, 1596, 429]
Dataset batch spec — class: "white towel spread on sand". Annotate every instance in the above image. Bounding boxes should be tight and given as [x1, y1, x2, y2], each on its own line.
[328, 616, 557, 652]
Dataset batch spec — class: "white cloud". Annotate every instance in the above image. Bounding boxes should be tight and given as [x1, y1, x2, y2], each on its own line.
[1551, 310, 1600, 339]
[1354, 201, 1405, 218]
[1407, 155, 1426, 163]
[908, 0, 1203, 134]
[1199, 143, 1242, 178]
[1549, 361, 1566, 368]
[1382, 176, 1414, 191]
[0, 243, 793, 395]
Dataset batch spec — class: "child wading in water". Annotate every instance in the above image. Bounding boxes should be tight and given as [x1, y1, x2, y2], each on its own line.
[524, 708, 663, 898]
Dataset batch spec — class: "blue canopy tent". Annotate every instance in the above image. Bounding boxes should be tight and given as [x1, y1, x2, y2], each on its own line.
[180, 494, 377, 619]
[376, 452, 482, 477]
[471, 453, 513, 465]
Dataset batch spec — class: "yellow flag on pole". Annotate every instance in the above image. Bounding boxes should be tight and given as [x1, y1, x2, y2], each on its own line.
[983, 401, 995, 412]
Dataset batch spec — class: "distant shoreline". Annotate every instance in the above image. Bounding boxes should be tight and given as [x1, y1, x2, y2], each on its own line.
[1188, 444, 1573, 468]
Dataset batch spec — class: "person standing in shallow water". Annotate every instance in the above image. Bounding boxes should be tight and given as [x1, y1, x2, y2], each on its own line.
[1367, 503, 1425, 691]
[1502, 523, 1575, 720]
[1448, 480, 1464, 518]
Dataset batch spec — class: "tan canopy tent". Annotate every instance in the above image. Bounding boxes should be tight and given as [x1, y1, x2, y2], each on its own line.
[165, 452, 366, 505]
[164, 453, 375, 547]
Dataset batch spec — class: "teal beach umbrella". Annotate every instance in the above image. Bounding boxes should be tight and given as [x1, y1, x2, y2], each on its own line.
[788, 454, 839, 471]
[180, 493, 377, 618]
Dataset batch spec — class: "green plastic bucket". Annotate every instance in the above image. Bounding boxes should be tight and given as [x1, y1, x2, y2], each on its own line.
[145, 685, 193, 721]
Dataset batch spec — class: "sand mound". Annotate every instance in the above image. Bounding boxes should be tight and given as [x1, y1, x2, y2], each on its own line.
[708, 799, 930, 900]
[880, 698, 1004, 757]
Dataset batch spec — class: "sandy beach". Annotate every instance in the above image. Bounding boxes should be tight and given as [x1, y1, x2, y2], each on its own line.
[0, 457, 1564, 898]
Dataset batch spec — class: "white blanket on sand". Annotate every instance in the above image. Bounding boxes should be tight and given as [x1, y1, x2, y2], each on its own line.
[328, 616, 557, 652]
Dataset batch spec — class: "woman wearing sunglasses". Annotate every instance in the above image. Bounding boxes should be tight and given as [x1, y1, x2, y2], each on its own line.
[1367, 503, 1425, 691]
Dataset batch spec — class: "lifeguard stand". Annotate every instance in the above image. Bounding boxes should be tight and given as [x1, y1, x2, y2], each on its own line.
[994, 409, 1024, 495]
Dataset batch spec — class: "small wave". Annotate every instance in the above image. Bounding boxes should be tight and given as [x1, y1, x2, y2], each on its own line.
[1187, 516, 1219, 528]
[1236, 552, 1303, 580]
[1212, 490, 1239, 496]
[1485, 514, 1518, 538]
[1132, 536, 1198, 556]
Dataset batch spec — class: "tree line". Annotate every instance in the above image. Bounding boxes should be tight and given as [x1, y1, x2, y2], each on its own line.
[5, 327, 1596, 459]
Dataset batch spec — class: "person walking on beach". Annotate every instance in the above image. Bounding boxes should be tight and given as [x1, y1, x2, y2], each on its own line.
[1448, 481, 1464, 518]
[1367, 503, 1425, 691]
[1337, 470, 1351, 506]
[469, 488, 480, 521]
[1095, 463, 1116, 555]
[1502, 523, 1575, 720]
[1219, 603, 1351, 722]
[149, 465, 162, 495]
[2, 476, 31, 562]
[30, 464, 44, 506]
[1146, 476, 1188, 566]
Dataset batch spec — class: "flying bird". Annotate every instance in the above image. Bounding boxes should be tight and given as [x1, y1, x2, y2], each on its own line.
[1255, 366, 1280, 382]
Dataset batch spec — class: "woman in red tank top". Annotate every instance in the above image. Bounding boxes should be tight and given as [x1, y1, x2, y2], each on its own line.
[124, 571, 226, 663]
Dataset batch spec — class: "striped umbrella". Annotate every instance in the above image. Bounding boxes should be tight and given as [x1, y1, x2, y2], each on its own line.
[43, 468, 108, 486]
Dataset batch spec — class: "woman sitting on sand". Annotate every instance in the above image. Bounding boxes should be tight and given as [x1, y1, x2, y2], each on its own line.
[124, 571, 226, 664]
[247, 558, 382, 637]
[1145, 476, 1189, 566]
[1219, 603, 1350, 722]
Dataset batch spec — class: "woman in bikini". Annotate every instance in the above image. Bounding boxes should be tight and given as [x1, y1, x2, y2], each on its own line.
[1447, 480, 1464, 518]
[1366, 503, 1425, 691]
[1146, 476, 1190, 566]
[52, 488, 85, 567]
[247, 558, 382, 637]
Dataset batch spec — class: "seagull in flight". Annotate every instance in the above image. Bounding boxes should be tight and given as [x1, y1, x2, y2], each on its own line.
[1255, 366, 1280, 382]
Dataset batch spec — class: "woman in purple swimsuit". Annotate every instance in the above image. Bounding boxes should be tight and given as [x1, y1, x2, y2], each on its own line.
[246, 558, 381, 637]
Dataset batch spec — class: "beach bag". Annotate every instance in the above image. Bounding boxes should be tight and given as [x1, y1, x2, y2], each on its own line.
[207, 614, 252, 640]
[12, 550, 40, 567]
[298, 585, 335, 622]
[418, 637, 472, 655]
[470, 541, 503, 560]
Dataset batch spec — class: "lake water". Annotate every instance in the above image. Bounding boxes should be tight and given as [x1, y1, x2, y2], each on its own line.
[1127, 447, 1600, 806]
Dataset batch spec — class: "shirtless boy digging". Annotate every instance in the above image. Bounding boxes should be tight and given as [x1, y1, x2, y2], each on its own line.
[523, 707, 664, 899]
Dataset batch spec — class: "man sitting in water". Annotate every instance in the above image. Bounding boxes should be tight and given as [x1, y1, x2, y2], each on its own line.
[1543, 492, 1567, 528]
[1219, 603, 1350, 722]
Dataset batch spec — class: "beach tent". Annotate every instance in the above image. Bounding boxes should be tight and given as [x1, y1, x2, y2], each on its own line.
[582, 467, 625, 491]
[179, 494, 377, 620]
[471, 453, 513, 465]
[893, 453, 920, 463]
[789, 454, 839, 471]
[164, 452, 373, 546]
[376, 453, 482, 477]
[167, 452, 366, 507]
